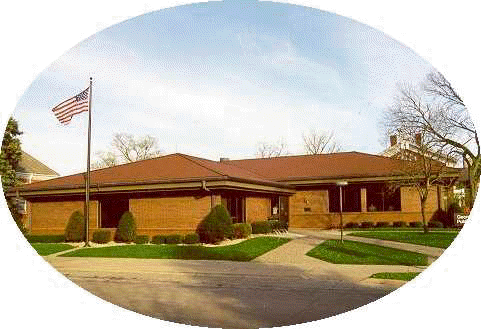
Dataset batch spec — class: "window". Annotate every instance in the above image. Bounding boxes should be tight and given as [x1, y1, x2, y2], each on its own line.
[223, 196, 245, 223]
[328, 185, 361, 213]
[366, 184, 401, 212]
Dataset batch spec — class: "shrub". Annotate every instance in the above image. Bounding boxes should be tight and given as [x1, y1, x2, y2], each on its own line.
[428, 220, 444, 228]
[430, 209, 450, 228]
[447, 202, 462, 227]
[393, 221, 407, 228]
[375, 221, 390, 228]
[65, 211, 85, 242]
[26, 235, 65, 243]
[135, 235, 150, 244]
[151, 235, 166, 244]
[232, 223, 252, 239]
[183, 233, 200, 244]
[344, 222, 360, 229]
[196, 205, 233, 244]
[114, 211, 136, 243]
[409, 221, 423, 228]
[360, 221, 374, 229]
[92, 230, 113, 244]
[251, 221, 273, 234]
[164, 234, 183, 244]
[268, 220, 282, 231]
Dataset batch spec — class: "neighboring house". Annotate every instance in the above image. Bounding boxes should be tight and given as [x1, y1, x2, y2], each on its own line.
[9, 152, 461, 237]
[381, 134, 458, 168]
[14, 151, 59, 226]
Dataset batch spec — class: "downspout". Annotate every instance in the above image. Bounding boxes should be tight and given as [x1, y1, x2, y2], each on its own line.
[201, 180, 215, 208]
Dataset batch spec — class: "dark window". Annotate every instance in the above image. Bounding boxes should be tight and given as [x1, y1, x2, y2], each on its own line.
[223, 196, 245, 223]
[100, 198, 129, 228]
[366, 184, 401, 212]
[329, 185, 361, 213]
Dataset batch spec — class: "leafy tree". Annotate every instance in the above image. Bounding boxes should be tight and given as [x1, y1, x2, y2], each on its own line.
[1, 117, 25, 233]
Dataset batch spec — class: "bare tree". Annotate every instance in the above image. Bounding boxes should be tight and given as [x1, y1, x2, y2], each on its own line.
[383, 71, 479, 208]
[388, 132, 456, 233]
[256, 139, 288, 158]
[302, 129, 341, 154]
[93, 133, 163, 169]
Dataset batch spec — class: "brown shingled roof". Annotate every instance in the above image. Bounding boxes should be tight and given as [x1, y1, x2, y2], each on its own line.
[17, 153, 286, 192]
[225, 152, 411, 182]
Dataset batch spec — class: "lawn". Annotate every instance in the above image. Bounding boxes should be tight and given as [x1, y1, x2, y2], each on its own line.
[370, 272, 421, 281]
[306, 240, 428, 266]
[348, 231, 459, 248]
[61, 237, 291, 261]
[31, 243, 76, 256]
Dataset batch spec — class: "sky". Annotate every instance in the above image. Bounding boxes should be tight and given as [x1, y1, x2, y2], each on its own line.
[12, 0, 435, 175]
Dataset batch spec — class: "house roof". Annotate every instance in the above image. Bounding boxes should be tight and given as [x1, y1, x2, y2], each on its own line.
[13, 151, 462, 197]
[14, 153, 290, 194]
[225, 152, 410, 182]
[17, 151, 59, 176]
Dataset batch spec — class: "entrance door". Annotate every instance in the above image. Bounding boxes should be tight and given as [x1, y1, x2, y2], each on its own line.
[100, 198, 129, 228]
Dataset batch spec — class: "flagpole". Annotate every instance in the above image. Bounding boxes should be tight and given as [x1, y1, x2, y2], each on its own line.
[84, 77, 93, 247]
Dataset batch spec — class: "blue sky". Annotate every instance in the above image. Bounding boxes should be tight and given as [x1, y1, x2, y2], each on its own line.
[13, 1, 434, 175]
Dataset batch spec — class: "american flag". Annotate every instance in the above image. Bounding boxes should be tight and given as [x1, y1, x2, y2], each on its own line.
[51, 86, 90, 124]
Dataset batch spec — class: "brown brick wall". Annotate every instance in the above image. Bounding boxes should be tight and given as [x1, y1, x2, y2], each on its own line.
[288, 187, 441, 229]
[401, 186, 439, 212]
[129, 195, 212, 236]
[29, 200, 99, 236]
[245, 197, 271, 223]
[289, 190, 331, 228]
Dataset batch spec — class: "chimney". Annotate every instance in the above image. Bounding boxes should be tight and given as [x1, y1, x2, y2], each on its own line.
[390, 135, 397, 147]
[219, 157, 230, 162]
[415, 133, 422, 145]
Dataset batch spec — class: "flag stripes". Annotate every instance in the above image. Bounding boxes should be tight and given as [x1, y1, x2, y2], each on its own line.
[52, 87, 90, 124]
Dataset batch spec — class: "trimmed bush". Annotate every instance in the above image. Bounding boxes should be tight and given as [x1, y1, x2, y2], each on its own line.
[164, 234, 183, 244]
[135, 235, 150, 244]
[430, 209, 450, 228]
[196, 205, 233, 244]
[251, 221, 273, 234]
[151, 235, 167, 245]
[393, 221, 407, 228]
[360, 221, 374, 229]
[114, 211, 136, 243]
[375, 221, 390, 228]
[183, 233, 200, 244]
[65, 211, 85, 242]
[409, 221, 423, 228]
[344, 222, 360, 229]
[26, 234, 65, 243]
[232, 223, 252, 239]
[428, 220, 444, 228]
[92, 230, 113, 244]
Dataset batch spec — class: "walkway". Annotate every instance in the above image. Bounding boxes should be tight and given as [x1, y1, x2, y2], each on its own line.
[254, 232, 426, 286]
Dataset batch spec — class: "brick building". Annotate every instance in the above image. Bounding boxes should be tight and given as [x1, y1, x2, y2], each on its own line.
[9, 152, 460, 237]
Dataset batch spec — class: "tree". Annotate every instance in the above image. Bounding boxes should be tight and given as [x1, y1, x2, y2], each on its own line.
[93, 133, 163, 168]
[302, 129, 341, 154]
[383, 71, 478, 208]
[256, 139, 288, 158]
[387, 132, 455, 233]
[1, 117, 26, 233]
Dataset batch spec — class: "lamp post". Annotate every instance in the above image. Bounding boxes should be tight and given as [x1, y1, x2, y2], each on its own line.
[336, 181, 348, 243]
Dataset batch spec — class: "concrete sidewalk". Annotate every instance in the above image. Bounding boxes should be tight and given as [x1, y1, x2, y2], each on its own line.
[291, 229, 445, 258]
[253, 233, 424, 286]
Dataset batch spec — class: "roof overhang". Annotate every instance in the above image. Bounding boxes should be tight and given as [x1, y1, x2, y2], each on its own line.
[8, 177, 294, 199]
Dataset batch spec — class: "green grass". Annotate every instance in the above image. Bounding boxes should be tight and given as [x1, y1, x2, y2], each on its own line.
[31, 243, 75, 256]
[370, 272, 421, 281]
[306, 240, 428, 266]
[348, 231, 459, 248]
[61, 237, 290, 261]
